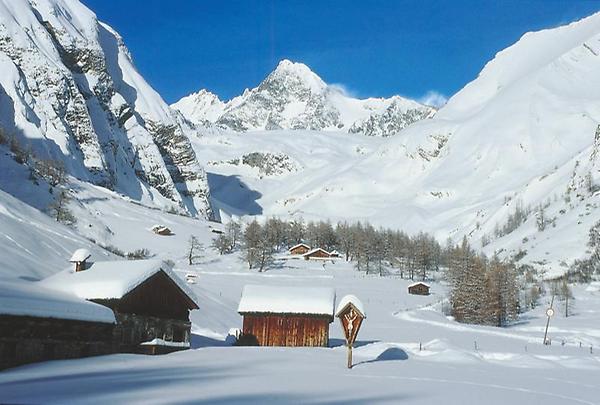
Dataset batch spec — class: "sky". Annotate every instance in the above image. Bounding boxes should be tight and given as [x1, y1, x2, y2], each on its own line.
[81, 1, 600, 105]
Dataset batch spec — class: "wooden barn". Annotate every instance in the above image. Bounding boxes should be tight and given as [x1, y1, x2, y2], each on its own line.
[288, 243, 311, 255]
[0, 279, 116, 370]
[237, 285, 335, 347]
[302, 248, 331, 260]
[41, 258, 199, 355]
[408, 282, 430, 296]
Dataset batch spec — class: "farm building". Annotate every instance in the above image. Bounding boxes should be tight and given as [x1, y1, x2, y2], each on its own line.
[0, 279, 116, 370]
[41, 258, 199, 355]
[303, 248, 331, 260]
[237, 285, 335, 347]
[408, 282, 430, 296]
[329, 250, 342, 258]
[288, 243, 311, 255]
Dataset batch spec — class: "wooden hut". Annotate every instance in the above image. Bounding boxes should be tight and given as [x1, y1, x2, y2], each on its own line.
[41, 259, 199, 355]
[329, 250, 342, 258]
[302, 248, 331, 260]
[408, 282, 430, 296]
[0, 279, 116, 370]
[237, 285, 335, 347]
[288, 243, 311, 255]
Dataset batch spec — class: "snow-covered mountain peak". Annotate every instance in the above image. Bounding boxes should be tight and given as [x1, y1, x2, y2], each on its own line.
[173, 59, 435, 135]
[266, 59, 327, 94]
[171, 89, 225, 124]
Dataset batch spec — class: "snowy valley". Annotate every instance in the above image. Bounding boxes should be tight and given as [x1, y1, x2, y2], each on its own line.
[1, 0, 600, 403]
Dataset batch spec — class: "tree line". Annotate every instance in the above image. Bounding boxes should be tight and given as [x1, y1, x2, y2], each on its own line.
[210, 217, 445, 277]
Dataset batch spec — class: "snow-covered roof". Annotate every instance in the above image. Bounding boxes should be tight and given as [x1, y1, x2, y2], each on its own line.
[335, 294, 366, 318]
[41, 260, 199, 308]
[70, 248, 91, 263]
[238, 285, 335, 318]
[302, 248, 330, 257]
[408, 282, 430, 289]
[0, 279, 115, 324]
[288, 243, 310, 251]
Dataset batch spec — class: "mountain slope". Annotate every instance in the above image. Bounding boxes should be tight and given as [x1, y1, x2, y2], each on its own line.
[173, 60, 435, 136]
[0, 0, 211, 217]
[191, 12, 600, 275]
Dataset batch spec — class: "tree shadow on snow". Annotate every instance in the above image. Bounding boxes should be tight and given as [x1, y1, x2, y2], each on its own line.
[328, 339, 378, 348]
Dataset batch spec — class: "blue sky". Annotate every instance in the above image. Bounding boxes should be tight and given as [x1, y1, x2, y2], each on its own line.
[81, 1, 600, 105]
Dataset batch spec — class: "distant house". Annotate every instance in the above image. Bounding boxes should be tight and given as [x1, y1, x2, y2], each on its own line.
[288, 243, 311, 255]
[70, 248, 91, 272]
[42, 258, 199, 355]
[0, 279, 115, 370]
[329, 250, 341, 258]
[151, 225, 173, 236]
[408, 282, 430, 296]
[303, 248, 331, 260]
[237, 285, 335, 347]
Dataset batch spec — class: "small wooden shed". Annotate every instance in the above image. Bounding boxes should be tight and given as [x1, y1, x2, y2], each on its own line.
[237, 285, 335, 347]
[288, 243, 311, 255]
[41, 259, 199, 354]
[408, 282, 430, 296]
[302, 248, 331, 260]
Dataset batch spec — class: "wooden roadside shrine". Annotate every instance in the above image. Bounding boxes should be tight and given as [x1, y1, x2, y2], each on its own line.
[336, 295, 366, 369]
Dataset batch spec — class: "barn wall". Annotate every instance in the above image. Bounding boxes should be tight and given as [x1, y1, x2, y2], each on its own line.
[113, 312, 191, 353]
[241, 314, 330, 347]
[408, 285, 430, 295]
[0, 315, 114, 370]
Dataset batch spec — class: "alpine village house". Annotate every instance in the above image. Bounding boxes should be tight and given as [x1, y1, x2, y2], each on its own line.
[41, 250, 200, 355]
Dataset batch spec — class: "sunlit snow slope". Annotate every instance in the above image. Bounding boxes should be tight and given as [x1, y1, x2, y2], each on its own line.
[193, 13, 600, 275]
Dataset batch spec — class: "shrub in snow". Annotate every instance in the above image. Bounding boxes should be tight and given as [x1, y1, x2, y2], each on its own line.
[127, 249, 152, 260]
[34, 159, 67, 187]
[48, 190, 76, 226]
[101, 244, 126, 258]
[212, 234, 233, 255]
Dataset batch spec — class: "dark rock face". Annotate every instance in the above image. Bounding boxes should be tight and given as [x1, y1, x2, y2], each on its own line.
[349, 100, 436, 137]
[0, 0, 211, 218]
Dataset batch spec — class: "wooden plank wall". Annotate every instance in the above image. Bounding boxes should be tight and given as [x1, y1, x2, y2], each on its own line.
[0, 315, 114, 370]
[242, 315, 330, 347]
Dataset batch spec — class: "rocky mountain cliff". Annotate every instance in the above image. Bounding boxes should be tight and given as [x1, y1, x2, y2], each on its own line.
[173, 60, 436, 136]
[0, 0, 211, 217]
